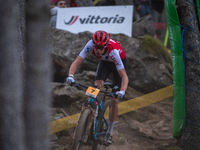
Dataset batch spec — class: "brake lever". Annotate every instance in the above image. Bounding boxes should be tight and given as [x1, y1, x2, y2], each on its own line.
[71, 82, 83, 90]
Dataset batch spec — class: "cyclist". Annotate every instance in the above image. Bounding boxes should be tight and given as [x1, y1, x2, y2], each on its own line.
[66, 30, 129, 146]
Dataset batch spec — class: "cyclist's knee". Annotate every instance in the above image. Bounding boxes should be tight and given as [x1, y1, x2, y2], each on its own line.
[95, 80, 104, 89]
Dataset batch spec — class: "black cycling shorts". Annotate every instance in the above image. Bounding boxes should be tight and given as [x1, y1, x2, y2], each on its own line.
[95, 57, 127, 92]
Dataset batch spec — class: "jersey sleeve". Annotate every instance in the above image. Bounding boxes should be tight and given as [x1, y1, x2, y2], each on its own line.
[79, 40, 93, 59]
[109, 49, 125, 71]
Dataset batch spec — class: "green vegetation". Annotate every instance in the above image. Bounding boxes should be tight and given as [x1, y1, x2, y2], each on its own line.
[141, 35, 172, 64]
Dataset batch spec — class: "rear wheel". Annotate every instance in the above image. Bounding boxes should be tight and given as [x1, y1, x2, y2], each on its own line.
[72, 109, 92, 150]
[92, 100, 111, 150]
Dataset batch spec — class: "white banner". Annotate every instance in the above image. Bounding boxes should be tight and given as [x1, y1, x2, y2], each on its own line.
[56, 5, 133, 37]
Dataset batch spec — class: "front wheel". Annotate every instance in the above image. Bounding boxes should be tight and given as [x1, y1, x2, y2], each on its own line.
[92, 100, 111, 150]
[72, 109, 92, 150]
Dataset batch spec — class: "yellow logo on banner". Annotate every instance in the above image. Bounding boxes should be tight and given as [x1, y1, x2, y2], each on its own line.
[85, 87, 100, 98]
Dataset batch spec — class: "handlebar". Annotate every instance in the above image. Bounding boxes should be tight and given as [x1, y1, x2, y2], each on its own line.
[71, 82, 118, 98]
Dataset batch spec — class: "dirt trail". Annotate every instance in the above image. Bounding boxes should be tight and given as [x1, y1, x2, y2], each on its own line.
[105, 97, 178, 150]
[51, 97, 180, 150]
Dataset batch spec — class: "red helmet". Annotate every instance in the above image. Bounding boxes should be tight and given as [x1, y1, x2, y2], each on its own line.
[92, 30, 110, 46]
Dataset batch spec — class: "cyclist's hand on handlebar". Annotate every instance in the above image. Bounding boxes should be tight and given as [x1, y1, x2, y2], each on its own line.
[66, 76, 75, 85]
[116, 90, 125, 99]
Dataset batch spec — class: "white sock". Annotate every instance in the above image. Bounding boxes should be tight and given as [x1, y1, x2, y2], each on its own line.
[106, 121, 115, 135]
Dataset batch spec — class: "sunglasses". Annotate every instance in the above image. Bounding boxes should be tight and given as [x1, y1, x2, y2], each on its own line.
[94, 45, 105, 50]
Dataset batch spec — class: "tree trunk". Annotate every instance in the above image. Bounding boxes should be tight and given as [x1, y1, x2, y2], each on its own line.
[1, 0, 53, 149]
[0, 0, 25, 149]
[18, 0, 26, 69]
[177, 0, 200, 149]
[24, 0, 52, 150]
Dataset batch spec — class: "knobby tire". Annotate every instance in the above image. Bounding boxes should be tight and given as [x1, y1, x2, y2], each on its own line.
[92, 100, 111, 150]
[72, 109, 91, 150]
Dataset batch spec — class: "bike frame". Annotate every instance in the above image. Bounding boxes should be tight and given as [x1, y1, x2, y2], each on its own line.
[88, 95, 109, 140]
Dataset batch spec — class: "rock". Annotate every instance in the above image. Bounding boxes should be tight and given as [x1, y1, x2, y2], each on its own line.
[51, 82, 86, 107]
[132, 15, 155, 38]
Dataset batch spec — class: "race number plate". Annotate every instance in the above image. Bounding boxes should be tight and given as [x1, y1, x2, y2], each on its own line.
[85, 87, 100, 98]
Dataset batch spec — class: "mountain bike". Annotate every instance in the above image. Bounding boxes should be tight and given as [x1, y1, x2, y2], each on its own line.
[71, 82, 117, 150]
